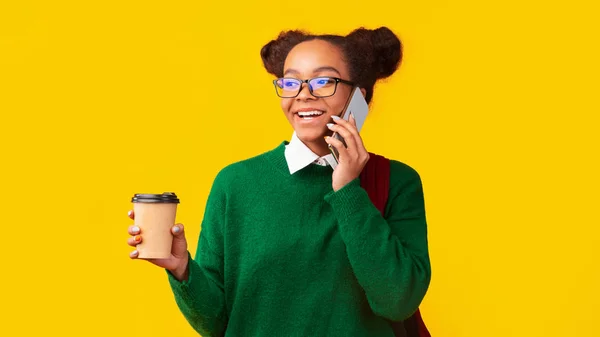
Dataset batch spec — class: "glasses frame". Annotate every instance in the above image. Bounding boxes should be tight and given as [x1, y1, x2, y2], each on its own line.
[272, 76, 355, 98]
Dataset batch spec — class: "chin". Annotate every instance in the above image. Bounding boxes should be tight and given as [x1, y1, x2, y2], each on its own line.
[296, 129, 326, 144]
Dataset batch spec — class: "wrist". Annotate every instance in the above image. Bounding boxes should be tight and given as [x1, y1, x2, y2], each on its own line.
[169, 254, 190, 282]
[332, 183, 343, 192]
[332, 177, 357, 192]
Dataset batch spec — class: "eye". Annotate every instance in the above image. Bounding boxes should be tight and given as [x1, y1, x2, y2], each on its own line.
[283, 80, 300, 88]
[311, 77, 335, 88]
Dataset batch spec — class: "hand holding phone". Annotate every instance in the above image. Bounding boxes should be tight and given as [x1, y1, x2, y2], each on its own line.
[328, 87, 369, 163]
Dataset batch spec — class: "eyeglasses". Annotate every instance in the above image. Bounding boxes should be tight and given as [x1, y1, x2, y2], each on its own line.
[273, 77, 354, 98]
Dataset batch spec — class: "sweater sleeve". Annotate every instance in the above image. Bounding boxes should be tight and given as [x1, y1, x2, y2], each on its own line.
[324, 162, 431, 322]
[166, 171, 228, 336]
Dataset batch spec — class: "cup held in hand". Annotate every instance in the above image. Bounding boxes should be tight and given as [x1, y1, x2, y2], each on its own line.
[131, 192, 180, 259]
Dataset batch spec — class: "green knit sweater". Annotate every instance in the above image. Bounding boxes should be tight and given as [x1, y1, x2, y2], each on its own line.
[167, 141, 431, 337]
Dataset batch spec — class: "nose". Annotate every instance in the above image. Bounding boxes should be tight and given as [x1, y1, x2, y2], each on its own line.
[295, 82, 315, 101]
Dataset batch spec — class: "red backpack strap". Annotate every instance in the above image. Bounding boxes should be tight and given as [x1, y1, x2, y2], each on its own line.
[359, 153, 390, 216]
[360, 153, 431, 337]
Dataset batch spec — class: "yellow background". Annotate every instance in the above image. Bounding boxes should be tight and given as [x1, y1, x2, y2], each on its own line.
[1, 0, 599, 336]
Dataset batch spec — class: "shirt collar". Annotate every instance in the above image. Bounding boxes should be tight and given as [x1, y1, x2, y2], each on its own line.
[284, 132, 338, 174]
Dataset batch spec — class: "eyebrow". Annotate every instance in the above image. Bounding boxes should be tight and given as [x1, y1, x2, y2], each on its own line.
[283, 66, 342, 77]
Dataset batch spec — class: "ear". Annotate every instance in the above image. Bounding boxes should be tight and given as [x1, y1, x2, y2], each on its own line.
[360, 88, 367, 98]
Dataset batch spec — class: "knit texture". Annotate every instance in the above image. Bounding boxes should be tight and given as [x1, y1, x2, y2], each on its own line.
[167, 141, 431, 337]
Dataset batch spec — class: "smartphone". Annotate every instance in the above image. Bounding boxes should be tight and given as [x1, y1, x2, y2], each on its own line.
[328, 86, 369, 163]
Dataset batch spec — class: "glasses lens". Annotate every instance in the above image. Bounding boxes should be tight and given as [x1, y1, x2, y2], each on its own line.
[275, 78, 301, 97]
[309, 77, 337, 97]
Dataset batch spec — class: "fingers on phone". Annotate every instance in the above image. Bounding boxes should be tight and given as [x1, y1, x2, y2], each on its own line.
[325, 136, 346, 154]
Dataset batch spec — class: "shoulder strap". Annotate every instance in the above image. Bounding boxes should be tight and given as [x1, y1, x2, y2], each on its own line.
[359, 153, 431, 337]
[359, 153, 390, 217]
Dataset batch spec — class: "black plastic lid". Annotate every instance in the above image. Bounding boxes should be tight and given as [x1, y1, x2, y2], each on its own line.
[131, 192, 180, 204]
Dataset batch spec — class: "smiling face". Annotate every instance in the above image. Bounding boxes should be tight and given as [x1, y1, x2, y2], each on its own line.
[280, 39, 354, 151]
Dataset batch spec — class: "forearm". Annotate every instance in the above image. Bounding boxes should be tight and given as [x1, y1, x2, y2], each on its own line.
[167, 252, 227, 336]
[325, 179, 431, 321]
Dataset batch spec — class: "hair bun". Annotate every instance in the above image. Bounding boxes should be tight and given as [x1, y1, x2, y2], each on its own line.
[346, 27, 402, 80]
[370, 27, 402, 79]
[260, 30, 308, 77]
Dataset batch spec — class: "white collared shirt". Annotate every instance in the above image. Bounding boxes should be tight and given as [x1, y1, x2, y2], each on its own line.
[284, 132, 338, 174]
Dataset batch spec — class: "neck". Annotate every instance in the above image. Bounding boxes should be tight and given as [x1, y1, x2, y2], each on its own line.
[304, 139, 331, 157]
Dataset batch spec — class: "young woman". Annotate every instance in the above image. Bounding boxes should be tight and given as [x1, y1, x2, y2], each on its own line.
[127, 26, 431, 337]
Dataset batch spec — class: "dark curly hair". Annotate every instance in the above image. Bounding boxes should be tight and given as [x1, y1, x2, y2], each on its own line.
[260, 27, 402, 104]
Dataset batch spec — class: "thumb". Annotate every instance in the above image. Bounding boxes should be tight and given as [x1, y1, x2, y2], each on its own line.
[171, 223, 188, 257]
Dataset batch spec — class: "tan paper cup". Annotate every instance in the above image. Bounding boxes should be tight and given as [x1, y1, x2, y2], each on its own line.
[131, 192, 180, 259]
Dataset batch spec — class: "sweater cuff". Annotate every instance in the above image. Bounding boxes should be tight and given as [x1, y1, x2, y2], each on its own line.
[166, 252, 199, 299]
[324, 178, 375, 221]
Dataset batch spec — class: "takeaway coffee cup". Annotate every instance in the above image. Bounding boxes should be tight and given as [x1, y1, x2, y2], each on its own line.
[131, 192, 180, 259]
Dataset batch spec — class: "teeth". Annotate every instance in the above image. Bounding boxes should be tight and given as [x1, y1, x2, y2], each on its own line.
[298, 110, 324, 117]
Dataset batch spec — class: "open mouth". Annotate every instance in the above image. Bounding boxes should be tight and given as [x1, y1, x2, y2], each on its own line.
[296, 110, 325, 120]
